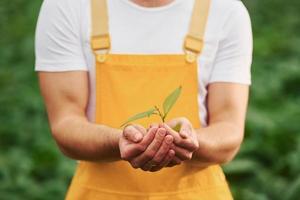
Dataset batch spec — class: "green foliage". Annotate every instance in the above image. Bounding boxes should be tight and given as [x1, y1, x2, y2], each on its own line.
[0, 0, 75, 199]
[121, 108, 156, 127]
[223, 1, 300, 199]
[121, 86, 182, 126]
[162, 86, 182, 121]
[0, 0, 299, 199]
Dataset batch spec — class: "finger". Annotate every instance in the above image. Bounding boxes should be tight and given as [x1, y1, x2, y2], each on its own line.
[178, 122, 193, 139]
[172, 136, 198, 151]
[172, 144, 193, 161]
[150, 123, 159, 128]
[145, 128, 167, 154]
[167, 118, 193, 139]
[119, 141, 143, 161]
[147, 123, 159, 132]
[162, 124, 182, 143]
[163, 124, 198, 151]
[143, 135, 173, 169]
[139, 127, 157, 147]
[166, 120, 184, 136]
[123, 125, 143, 143]
[166, 119, 179, 127]
[178, 126, 189, 139]
[166, 120, 189, 139]
[133, 124, 147, 135]
[151, 149, 175, 172]
[140, 160, 154, 171]
[167, 156, 182, 167]
[131, 128, 166, 168]
[121, 128, 157, 160]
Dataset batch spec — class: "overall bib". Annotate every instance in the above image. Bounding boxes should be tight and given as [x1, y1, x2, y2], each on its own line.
[66, 0, 233, 199]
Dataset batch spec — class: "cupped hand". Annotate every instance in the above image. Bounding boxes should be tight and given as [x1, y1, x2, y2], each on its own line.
[119, 124, 175, 172]
[162, 117, 199, 162]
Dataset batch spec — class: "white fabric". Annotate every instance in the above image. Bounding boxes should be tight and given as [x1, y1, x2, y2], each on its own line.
[35, 0, 253, 126]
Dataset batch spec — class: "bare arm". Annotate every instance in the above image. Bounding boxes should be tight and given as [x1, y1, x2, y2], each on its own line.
[38, 71, 172, 169]
[163, 83, 249, 167]
[38, 71, 122, 161]
[193, 83, 249, 164]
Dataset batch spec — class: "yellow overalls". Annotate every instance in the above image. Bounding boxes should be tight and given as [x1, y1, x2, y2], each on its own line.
[65, 0, 233, 199]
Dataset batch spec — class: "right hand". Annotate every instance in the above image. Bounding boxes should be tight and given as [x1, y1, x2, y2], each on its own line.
[149, 121, 198, 167]
[119, 124, 175, 172]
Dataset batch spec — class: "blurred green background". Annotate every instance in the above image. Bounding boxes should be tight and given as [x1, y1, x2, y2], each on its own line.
[0, 0, 299, 199]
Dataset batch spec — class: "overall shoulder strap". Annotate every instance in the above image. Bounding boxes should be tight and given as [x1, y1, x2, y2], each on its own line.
[90, 0, 210, 63]
[91, 0, 110, 52]
[184, 0, 211, 63]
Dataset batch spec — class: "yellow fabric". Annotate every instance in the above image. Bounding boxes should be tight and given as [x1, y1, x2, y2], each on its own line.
[91, 0, 110, 50]
[184, 0, 210, 54]
[65, 55, 233, 200]
[65, 0, 233, 199]
[91, 0, 210, 55]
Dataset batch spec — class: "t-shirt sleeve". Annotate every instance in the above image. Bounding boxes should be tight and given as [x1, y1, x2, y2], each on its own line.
[34, 0, 87, 72]
[209, 2, 253, 85]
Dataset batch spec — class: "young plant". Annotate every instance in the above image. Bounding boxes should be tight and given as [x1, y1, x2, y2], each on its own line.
[120, 86, 182, 131]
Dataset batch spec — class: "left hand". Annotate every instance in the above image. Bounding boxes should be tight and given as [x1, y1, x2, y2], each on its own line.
[120, 125, 175, 172]
[162, 117, 199, 163]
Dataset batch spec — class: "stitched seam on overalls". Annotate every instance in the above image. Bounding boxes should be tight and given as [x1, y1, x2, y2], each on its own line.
[76, 183, 230, 197]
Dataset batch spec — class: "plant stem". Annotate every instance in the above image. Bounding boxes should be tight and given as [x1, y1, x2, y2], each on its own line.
[154, 106, 165, 122]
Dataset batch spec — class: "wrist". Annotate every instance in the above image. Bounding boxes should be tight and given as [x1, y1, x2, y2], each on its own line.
[194, 128, 224, 164]
[112, 128, 123, 151]
[193, 128, 211, 161]
[94, 125, 123, 161]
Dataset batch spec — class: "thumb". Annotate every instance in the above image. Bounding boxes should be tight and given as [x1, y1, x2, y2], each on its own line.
[161, 123, 181, 143]
[178, 122, 192, 139]
[178, 127, 188, 139]
[166, 121, 188, 139]
[123, 125, 144, 143]
[133, 124, 147, 136]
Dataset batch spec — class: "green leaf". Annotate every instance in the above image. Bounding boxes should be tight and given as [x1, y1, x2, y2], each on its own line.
[172, 123, 182, 132]
[120, 108, 156, 127]
[163, 86, 182, 120]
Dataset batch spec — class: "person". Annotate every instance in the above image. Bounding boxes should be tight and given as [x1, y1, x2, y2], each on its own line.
[35, 0, 252, 199]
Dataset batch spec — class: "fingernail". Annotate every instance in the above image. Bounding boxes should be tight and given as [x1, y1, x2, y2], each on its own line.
[169, 149, 175, 156]
[134, 134, 142, 142]
[180, 131, 188, 138]
[148, 127, 155, 133]
[158, 129, 166, 137]
[165, 136, 173, 144]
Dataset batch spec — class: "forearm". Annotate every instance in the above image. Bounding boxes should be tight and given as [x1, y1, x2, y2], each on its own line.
[192, 121, 243, 165]
[51, 115, 122, 162]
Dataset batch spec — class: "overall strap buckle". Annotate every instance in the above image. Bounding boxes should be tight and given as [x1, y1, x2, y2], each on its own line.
[91, 34, 111, 63]
[91, 34, 111, 51]
[91, 0, 110, 63]
[184, 35, 203, 63]
[183, 0, 211, 63]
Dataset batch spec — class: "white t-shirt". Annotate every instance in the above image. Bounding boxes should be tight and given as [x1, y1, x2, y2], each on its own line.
[35, 0, 253, 126]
